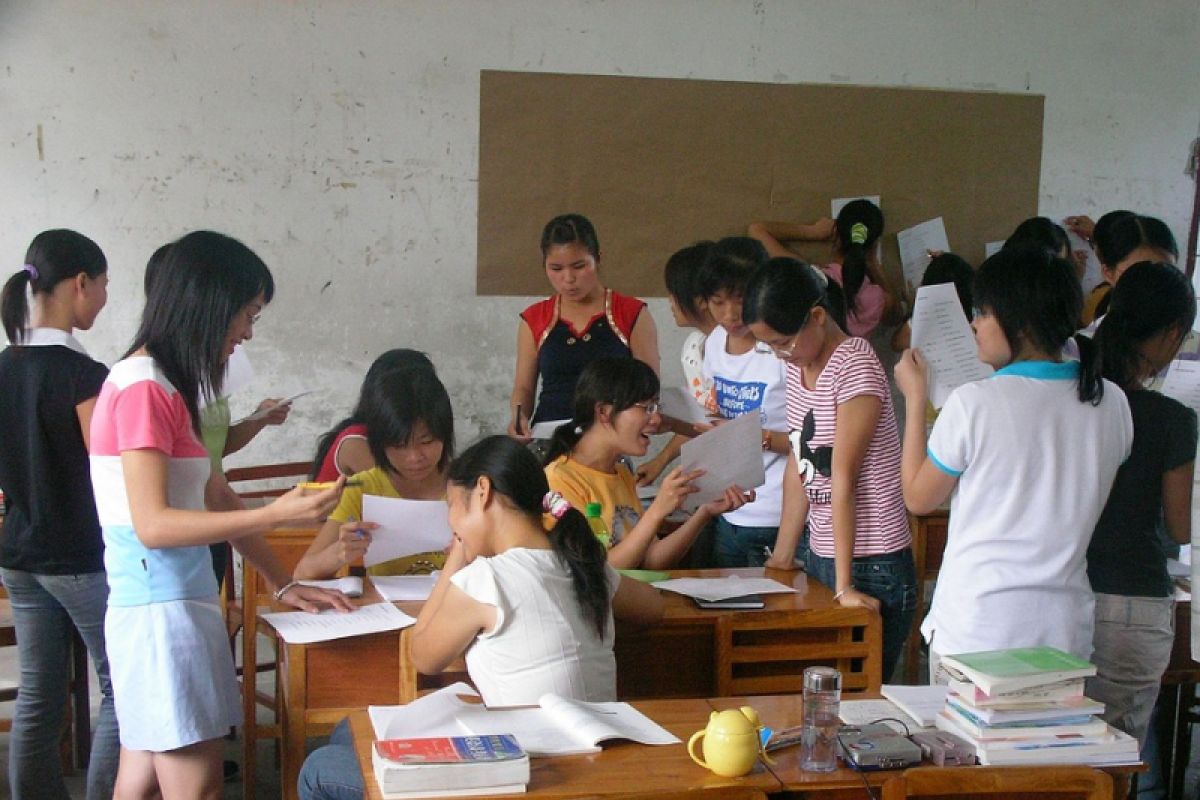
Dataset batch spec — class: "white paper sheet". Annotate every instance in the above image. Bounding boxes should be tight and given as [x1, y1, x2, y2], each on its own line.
[261, 602, 415, 644]
[880, 684, 948, 728]
[910, 283, 993, 409]
[984, 240, 1004, 259]
[652, 576, 796, 602]
[529, 419, 570, 439]
[297, 576, 363, 598]
[201, 345, 254, 409]
[897, 217, 951, 290]
[1161, 360, 1200, 415]
[678, 412, 765, 511]
[1067, 229, 1105, 294]
[839, 699, 920, 734]
[370, 682, 481, 740]
[659, 386, 711, 426]
[235, 390, 316, 423]
[371, 574, 440, 602]
[361, 495, 453, 568]
[831, 195, 881, 218]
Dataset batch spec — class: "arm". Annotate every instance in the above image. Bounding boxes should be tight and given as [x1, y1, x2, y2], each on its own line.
[223, 398, 291, 456]
[508, 319, 538, 439]
[767, 451, 810, 570]
[1163, 461, 1195, 545]
[642, 485, 752, 570]
[890, 322, 912, 353]
[629, 310, 660, 376]
[829, 394, 882, 610]
[76, 397, 97, 452]
[611, 575, 664, 627]
[409, 542, 495, 675]
[894, 350, 958, 513]
[334, 436, 375, 477]
[748, 219, 836, 258]
[293, 517, 376, 579]
[233, 532, 355, 612]
[120, 448, 342, 548]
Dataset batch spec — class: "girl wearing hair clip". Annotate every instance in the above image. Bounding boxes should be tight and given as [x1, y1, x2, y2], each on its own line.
[298, 436, 663, 800]
[749, 199, 896, 338]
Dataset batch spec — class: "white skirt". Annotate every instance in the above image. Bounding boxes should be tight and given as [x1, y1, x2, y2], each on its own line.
[106, 596, 242, 752]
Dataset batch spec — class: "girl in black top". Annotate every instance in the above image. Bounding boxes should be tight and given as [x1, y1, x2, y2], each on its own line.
[0, 229, 118, 800]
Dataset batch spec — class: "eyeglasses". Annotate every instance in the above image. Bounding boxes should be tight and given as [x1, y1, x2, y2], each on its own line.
[754, 332, 801, 358]
[631, 401, 660, 416]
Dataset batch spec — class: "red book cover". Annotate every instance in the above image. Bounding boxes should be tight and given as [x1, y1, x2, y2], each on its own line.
[374, 735, 525, 765]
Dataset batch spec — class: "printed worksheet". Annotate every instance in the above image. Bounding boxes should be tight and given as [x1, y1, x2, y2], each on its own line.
[262, 602, 415, 644]
[910, 283, 993, 408]
[361, 495, 453, 568]
[678, 412, 765, 511]
[897, 218, 950, 290]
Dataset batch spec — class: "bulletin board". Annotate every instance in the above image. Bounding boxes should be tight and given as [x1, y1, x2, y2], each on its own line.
[477, 70, 1044, 298]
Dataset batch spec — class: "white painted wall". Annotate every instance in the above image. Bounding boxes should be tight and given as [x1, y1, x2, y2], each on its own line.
[2, 0, 1198, 467]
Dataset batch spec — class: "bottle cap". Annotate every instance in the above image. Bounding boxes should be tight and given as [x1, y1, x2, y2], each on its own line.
[803, 666, 841, 692]
[585, 502, 602, 518]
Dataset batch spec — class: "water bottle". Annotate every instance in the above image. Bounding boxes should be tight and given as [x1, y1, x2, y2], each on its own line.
[584, 502, 611, 548]
[800, 666, 841, 772]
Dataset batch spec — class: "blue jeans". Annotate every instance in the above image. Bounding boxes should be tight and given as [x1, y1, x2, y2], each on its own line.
[803, 548, 917, 683]
[713, 518, 792, 568]
[2, 568, 119, 800]
[299, 718, 363, 800]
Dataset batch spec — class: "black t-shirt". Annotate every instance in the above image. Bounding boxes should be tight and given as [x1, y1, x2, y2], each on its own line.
[1087, 389, 1198, 597]
[0, 343, 108, 574]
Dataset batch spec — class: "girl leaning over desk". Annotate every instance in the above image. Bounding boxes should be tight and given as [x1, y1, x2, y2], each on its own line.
[298, 436, 663, 800]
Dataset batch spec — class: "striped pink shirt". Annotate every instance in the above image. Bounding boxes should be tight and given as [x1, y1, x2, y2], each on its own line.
[785, 337, 909, 558]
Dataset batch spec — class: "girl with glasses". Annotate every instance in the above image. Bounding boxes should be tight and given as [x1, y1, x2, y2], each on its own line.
[744, 257, 915, 681]
[543, 357, 752, 569]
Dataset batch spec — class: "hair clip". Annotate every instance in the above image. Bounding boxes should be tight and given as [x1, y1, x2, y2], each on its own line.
[542, 491, 571, 519]
[573, 425, 583, 434]
[22, 264, 38, 280]
[849, 222, 870, 246]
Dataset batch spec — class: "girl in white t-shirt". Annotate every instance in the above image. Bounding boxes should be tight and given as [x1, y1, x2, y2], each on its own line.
[744, 257, 914, 681]
[896, 245, 1133, 678]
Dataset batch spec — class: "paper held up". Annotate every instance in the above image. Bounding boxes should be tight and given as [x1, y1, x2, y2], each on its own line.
[658, 386, 711, 426]
[678, 411, 765, 511]
[361, 495, 453, 568]
[910, 283, 993, 409]
[262, 602, 415, 644]
[653, 575, 797, 602]
[236, 390, 316, 423]
[897, 217, 950, 290]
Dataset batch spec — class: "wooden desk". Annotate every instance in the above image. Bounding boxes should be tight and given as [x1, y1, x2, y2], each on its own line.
[350, 700, 777, 800]
[263, 568, 878, 800]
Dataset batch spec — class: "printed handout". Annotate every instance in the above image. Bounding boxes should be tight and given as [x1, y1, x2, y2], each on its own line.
[361, 495, 453, 568]
[262, 602, 415, 644]
[652, 575, 796, 602]
[678, 412, 765, 511]
[897, 218, 951, 290]
[910, 283, 993, 408]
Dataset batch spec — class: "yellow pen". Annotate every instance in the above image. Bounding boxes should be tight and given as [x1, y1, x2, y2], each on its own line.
[297, 479, 362, 490]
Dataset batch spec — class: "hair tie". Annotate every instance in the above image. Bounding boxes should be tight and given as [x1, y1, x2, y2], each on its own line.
[573, 425, 583, 434]
[542, 491, 571, 519]
[849, 223, 870, 246]
[21, 264, 38, 281]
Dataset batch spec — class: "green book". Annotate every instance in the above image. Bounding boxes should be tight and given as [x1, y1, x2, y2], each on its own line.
[939, 647, 1096, 696]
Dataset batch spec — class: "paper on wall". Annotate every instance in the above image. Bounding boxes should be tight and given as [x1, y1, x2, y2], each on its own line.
[897, 217, 950, 290]
[831, 195, 881, 218]
[361, 495, 453, 568]
[984, 241, 1004, 259]
[910, 283, 993, 408]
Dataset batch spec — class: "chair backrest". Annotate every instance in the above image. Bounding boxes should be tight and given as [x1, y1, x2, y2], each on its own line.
[225, 460, 312, 500]
[881, 765, 1113, 800]
[714, 607, 882, 697]
[242, 527, 327, 608]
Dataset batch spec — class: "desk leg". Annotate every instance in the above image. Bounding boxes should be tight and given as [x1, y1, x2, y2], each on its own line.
[281, 642, 307, 800]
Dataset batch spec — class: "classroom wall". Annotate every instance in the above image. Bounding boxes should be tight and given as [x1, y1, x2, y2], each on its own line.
[2, 1, 1197, 467]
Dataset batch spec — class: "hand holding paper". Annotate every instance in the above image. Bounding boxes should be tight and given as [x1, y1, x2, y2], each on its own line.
[361, 495, 453, 568]
[909, 283, 993, 408]
[677, 412, 765, 511]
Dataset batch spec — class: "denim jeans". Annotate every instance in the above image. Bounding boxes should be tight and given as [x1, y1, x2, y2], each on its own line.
[298, 718, 363, 800]
[713, 518, 793, 568]
[803, 548, 917, 682]
[1, 568, 119, 800]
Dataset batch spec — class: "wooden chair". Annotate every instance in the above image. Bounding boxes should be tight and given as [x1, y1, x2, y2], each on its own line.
[880, 765, 1112, 800]
[904, 509, 949, 683]
[241, 527, 322, 800]
[714, 607, 882, 697]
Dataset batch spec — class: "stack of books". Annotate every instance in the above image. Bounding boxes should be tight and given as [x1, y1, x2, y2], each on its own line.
[934, 646, 1139, 766]
[372, 734, 530, 799]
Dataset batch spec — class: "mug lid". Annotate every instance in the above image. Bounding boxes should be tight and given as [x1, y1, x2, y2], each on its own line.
[803, 666, 841, 691]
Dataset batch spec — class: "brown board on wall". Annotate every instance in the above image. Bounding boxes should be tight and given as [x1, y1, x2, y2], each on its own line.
[477, 70, 1044, 298]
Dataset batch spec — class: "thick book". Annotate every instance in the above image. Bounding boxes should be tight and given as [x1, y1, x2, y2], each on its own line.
[372, 735, 529, 797]
[936, 708, 1108, 741]
[369, 683, 681, 758]
[945, 693, 1104, 725]
[694, 594, 765, 609]
[939, 647, 1096, 696]
[947, 677, 1086, 708]
[975, 729, 1139, 766]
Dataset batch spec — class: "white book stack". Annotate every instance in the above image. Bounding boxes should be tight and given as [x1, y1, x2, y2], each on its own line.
[934, 647, 1140, 766]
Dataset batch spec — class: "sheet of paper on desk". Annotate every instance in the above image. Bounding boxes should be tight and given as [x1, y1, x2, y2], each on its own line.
[897, 217, 950, 290]
[262, 602, 415, 644]
[371, 682, 482, 740]
[529, 419, 570, 439]
[839, 699, 923, 734]
[371, 574, 440, 602]
[910, 283, 993, 408]
[653, 576, 796, 602]
[1161, 360, 1200, 415]
[297, 576, 363, 598]
[659, 386, 711, 426]
[361, 495, 453, 568]
[831, 195, 881, 218]
[678, 411, 765, 511]
[880, 684, 948, 728]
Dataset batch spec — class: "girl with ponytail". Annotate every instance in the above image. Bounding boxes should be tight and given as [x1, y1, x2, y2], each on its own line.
[748, 198, 895, 337]
[299, 435, 664, 800]
[896, 244, 1134, 677]
[0, 229, 117, 800]
[1086, 261, 1196, 749]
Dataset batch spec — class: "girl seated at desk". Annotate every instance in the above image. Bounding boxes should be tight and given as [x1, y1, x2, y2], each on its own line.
[543, 357, 753, 569]
[298, 435, 663, 800]
[295, 366, 454, 578]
